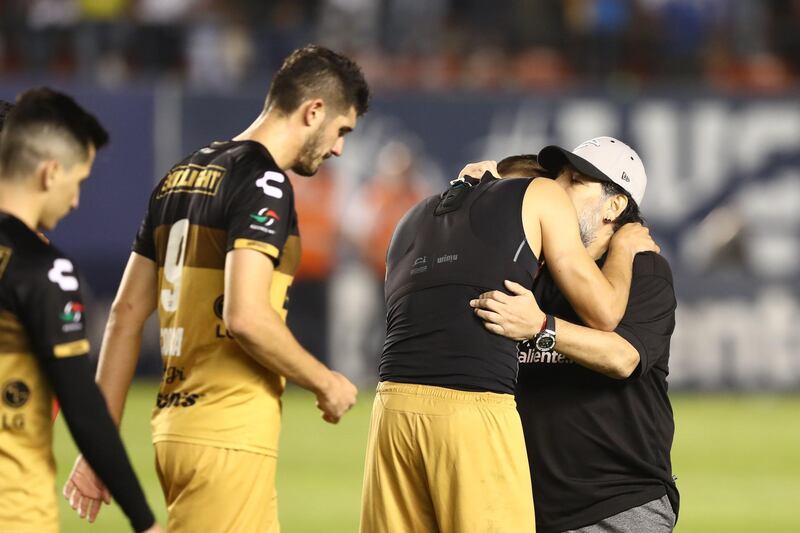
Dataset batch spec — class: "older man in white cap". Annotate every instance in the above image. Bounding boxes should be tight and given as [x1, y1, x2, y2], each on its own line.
[471, 136, 679, 532]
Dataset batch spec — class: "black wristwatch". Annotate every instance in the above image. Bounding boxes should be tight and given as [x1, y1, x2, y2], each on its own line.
[533, 314, 556, 351]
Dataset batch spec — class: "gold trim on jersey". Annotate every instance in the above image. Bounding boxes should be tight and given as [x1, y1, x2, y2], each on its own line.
[53, 339, 90, 358]
[233, 239, 280, 259]
[0, 246, 12, 280]
[156, 164, 226, 199]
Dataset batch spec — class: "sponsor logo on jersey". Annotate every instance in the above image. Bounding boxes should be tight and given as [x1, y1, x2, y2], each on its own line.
[162, 365, 187, 384]
[411, 256, 428, 275]
[48, 258, 79, 291]
[212, 295, 235, 339]
[213, 295, 224, 319]
[250, 208, 280, 226]
[255, 171, 285, 199]
[157, 164, 226, 199]
[248, 208, 280, 235]
[160, 327, 184, 357]
[436, 253, 458, 264]
[59, 301, 85, 332]
[518, 344, 574, 364]
[1, 413, 25, 431]
[2, 380, 30, 408]
[156, 391, 203, 408]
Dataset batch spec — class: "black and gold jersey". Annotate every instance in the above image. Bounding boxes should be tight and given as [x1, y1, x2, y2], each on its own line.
[0, 213, 90, 530]
[133, 140, 300, 456]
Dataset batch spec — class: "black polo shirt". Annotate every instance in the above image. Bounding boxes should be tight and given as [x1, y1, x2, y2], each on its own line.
[516, 251, 679, 532]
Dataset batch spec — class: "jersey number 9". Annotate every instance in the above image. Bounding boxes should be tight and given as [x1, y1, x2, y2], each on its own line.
[161, 218, 189, 313]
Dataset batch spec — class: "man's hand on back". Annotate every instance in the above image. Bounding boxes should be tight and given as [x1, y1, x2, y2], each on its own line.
[609, 223, 660, 257]
[316, 371, 358, 424]
[459, 160, 499, 179]
[470, 280, 546, 341]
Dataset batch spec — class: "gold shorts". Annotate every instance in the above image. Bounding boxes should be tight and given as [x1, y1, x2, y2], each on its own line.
[155, 441, 279, 533]
[360, 382, 535, 533]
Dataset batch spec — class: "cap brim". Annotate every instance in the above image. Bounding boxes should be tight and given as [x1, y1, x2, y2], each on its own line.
[537, 145, 614, 185]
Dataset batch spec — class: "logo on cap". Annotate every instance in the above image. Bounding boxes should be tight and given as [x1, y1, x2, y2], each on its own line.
[621, 172, 630, 182]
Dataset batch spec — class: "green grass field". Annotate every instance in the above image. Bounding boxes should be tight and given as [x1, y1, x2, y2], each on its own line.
[53, 382, 800, 532]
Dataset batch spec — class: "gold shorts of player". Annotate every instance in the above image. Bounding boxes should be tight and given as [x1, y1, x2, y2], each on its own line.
[360, 382, 535, 533]
[155, 441, 279, 533]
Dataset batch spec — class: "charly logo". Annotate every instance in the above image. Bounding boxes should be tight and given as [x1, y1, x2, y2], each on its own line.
[47, 258, 79, 291]
[249, 208, 280, 227]
[2, 380, 30, 408]
[255, 171, 285, 199]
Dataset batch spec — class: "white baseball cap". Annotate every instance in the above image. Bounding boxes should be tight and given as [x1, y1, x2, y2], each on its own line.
[537, 136, 647, 206]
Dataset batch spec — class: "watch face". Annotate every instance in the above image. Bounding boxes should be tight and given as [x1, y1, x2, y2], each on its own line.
[535, 334, 555, 351]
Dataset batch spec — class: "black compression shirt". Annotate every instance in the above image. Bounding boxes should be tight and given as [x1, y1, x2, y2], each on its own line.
[517, 252, 679, 532]
[381, 175, 539, 394]
[0, 213, 155, 532]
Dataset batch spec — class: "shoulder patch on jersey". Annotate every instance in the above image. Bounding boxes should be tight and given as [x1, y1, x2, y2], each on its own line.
[255, 171, 286, 199]
[47, 258, 79, 291]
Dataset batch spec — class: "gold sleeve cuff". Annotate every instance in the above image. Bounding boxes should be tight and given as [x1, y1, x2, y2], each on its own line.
[53, 339, 90, 359]
[233, 239, 280, 259]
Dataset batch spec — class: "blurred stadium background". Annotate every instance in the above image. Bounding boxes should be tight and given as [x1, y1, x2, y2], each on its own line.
[2, 0, 799, 531]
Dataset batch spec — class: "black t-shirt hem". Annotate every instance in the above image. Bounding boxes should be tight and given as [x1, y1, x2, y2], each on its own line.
[537, 485, 667, 533]
[378, 374, 514, 395]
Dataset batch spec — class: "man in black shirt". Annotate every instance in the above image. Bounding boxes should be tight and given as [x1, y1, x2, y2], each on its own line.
[361, 135, 659, 532]
[471, 137, 678, 532]
[0, 89, 161, 532]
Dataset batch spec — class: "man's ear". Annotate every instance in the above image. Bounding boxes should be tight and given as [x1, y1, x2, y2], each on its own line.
[605, 194, 628, 222]
[38, 160, 59, 192]
[300, 99, 326, 128]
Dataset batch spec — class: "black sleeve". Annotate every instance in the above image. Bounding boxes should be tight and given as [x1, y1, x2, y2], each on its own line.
[224, 160, 294, 263]
[43, 357, 156, 532]
[15, 257, 155, 532]
[131, 192, 157, 260]
[614, 253, 677, 377]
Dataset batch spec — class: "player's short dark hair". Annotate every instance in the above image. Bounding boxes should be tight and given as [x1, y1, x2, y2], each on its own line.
[0, 100, 13, 132]
[497, 154, 558, 178]
[0, 88, 108, 180]
[265, 45, 370, 117]
[601, 180, 644, 231]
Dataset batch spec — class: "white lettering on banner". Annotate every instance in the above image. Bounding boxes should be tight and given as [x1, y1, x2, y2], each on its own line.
[160, 327, 184, 357]
[670, 288, 800, 389]
[555, 100, 618, 151]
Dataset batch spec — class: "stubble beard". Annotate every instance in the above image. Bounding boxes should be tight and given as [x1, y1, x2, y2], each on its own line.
[291, 127, 327, 177]
[578, 206, 602, 248]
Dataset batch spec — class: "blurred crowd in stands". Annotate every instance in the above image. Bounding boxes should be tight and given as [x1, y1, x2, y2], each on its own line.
[2, 0, 800, 92]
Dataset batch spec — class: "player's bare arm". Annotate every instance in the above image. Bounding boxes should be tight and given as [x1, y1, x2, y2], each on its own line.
[224, 247, 357, 423]
[472, 279, 639, 378]
[95, 252, 159, 424]
[523, 178, 657, 330]
[64, 251, 159, 523]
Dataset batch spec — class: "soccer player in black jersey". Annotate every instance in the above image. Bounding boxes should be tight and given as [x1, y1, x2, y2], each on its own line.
[65, 45, 369, 532]
[0, 89, 162, 532]
[360, 140, 658, 531]
[472, 138, 679, 532]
